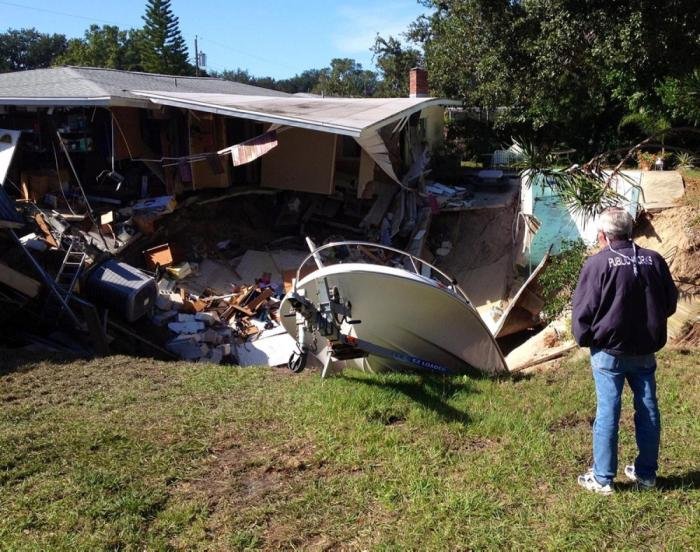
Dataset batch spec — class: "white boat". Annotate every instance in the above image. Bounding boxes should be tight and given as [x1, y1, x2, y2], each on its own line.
[279, 241, 508, 377]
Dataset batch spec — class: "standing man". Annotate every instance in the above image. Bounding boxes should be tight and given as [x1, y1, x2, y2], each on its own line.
[572, 207, 678, 494]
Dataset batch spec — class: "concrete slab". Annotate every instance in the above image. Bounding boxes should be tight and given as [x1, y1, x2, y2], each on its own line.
[639, 171, 685, 211]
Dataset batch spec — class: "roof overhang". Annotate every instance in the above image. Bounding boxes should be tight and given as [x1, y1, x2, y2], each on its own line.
[131, 91, 461, 137]
[0, 96, 149, 108]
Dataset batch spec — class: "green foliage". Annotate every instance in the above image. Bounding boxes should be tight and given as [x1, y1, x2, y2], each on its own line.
[140, 0, 191, 75]
[0, 28, 67, 72]
[313, 58, 377, 97]
[537, 239, 588, 320]
[0, 4, 191, 76]
[55, 25, 145, 71]
[674, 151, 696, 170]
[412, 1, 700, 157]
[518, 138, 627, 220]
[213, 67, 323, 94]
[442, 115, 502, 162]
[371, 35, 423, 97]
[659, 69, 700, 126]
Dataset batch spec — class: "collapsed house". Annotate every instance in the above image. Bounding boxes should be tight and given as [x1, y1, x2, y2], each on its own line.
[6, 67, 679, 370]
[4, 66, 502, 362]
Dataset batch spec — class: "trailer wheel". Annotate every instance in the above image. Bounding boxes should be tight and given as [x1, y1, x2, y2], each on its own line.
[288, 350, 307, 373]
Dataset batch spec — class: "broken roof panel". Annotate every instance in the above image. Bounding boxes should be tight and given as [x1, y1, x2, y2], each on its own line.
[0, 67, 289, 107]
[131, 91, 459, 137]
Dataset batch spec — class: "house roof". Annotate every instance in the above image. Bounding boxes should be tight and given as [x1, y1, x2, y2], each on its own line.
[0, 66, 289, 106]
[131, 91, 459, 137]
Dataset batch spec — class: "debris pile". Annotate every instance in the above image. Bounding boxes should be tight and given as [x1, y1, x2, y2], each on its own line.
[426, 182, 473, 210]
[154, 278, 284, 365]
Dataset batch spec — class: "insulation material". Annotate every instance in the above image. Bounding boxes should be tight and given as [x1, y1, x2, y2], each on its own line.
[227, 130, 278, 166]
[261, 128, 336, 194]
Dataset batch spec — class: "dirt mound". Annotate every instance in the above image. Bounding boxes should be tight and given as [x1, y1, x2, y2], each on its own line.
[634, 194, 700, 343]
[634, 206, 700, 293]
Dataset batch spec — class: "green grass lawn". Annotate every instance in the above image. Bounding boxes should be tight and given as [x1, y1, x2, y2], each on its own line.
[1, 348, 698, 550]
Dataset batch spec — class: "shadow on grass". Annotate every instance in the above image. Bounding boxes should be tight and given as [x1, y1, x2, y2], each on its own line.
[341, 374, 474, 425]
[614, 470, 700, 492]
[657, 470, 700, 490]
[0, 349, 84, 376]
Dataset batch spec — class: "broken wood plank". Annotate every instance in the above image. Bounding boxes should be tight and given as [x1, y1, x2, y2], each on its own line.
[33, 213, 58, 248]
[0, 261, 42, 297]
[230, 303, 255, 317]
[518, 288, 545, 316]
[508, 343, 578, 373]
[244, 288, 274, 312]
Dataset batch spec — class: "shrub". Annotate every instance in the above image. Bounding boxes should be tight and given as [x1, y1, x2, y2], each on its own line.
[673, 151, 696, 170]
[538, 239, 588, 320]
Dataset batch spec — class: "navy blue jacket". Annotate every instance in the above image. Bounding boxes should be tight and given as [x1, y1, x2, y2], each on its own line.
[572, 240, 678, 356]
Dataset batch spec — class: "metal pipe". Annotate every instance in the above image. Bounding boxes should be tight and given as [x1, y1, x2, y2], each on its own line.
[305, 236, 324, 270]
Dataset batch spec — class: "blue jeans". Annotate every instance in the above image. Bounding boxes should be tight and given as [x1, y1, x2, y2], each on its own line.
[590, 349, 661, 486]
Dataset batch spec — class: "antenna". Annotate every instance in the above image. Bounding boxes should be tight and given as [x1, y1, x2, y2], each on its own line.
[194, 35, 207, 76]
[194, 35, 199, 76]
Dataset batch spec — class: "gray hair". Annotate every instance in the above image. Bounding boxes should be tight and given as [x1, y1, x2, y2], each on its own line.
[598, 207, 634, 239]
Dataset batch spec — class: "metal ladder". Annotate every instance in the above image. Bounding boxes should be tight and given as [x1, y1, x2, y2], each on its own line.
[55, 237, 87, 304]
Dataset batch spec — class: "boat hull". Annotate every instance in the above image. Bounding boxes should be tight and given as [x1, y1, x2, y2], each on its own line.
[280, 263, 507, 376]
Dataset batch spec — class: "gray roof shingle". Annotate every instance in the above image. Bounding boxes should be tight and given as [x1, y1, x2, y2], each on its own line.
[0, 67, 289, 104]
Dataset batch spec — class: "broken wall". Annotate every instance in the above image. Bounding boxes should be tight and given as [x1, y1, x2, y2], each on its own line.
[188, 111, 231, 189]
[261, 127, 337, 194]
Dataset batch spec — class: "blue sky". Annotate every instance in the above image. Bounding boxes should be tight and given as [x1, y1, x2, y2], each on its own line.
[1, 0, 431, 78]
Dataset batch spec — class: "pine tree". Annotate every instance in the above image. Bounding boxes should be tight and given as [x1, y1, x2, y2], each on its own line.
[141, 0, 191, 75]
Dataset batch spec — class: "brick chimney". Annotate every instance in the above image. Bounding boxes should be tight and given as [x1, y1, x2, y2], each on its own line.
[409, 67, 429, 98]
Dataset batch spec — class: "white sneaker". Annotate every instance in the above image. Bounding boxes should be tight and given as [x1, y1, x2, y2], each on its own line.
[577, 469, 614, 495]
[624, 465, 656, 489]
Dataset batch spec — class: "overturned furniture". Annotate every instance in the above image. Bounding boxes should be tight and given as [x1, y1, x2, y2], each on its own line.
[280, 240, 508, 378]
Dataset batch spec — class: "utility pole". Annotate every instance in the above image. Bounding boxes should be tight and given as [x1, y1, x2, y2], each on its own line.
[194, 35, 199, 77]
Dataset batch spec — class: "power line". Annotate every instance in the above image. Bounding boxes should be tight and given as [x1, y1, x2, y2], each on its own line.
[0, 0, 129, 27]
[196, 36, 299, 73]
[1, 0, 302, 76]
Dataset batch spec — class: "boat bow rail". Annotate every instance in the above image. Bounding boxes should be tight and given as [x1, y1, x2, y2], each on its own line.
[293, 240, 472, 305]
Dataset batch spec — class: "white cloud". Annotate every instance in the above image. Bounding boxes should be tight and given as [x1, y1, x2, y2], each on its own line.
[333, 3, 420, 54]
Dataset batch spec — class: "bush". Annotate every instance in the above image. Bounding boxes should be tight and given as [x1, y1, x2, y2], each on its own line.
[673, 151, 696, 170]
[538, 239, 588, 320]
